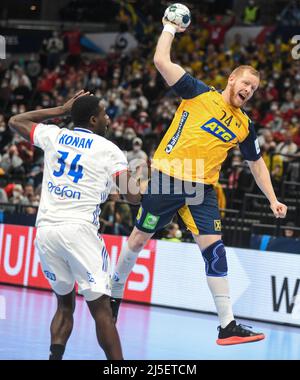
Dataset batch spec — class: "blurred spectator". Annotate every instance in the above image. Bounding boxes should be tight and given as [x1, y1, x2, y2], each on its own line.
[280, 90, 294, 114]
[0, 114, 12, 151]
[258, 130, 276, 152]
[8, 184, 26, 205]
[257, 129, 283, 183]
[16, 139, 34, 167]
[27, 163, 44, 188]
[135, 111, 152, 135]
[0, 77, 12, 107]
[0, 144, 24, 175]
[114, 200, 133, 236]
[283, 222, 298, 238]
[25, 204, 39, 215]
[106, 94, 120, 120]
[275, 131, 298, 162]
[227, 153, 243, 190]
[201, 13, 235, 46]
[287, 154, 300, 182]
[64, 28, 82, 68]
[37, 68, 58, 93]
[26, 54, 42, 79]
[262, 149, 283, 183]
[23, 183, 35, 201]
[99, 199, 115, 234]
[122, 127, 137, 151]
[87, 70, 102, 92]
[161, 222, 182, 242]
[127, 137, 148, 173]
[10, 66, 32, 91]
[100, 193, 133, 236]
[242, 0, 260, 25]
[0, 187, 8, 203]
[43, 31, 64, 70]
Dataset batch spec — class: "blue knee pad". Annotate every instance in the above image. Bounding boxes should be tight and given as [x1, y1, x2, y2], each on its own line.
[201, 240, 228, 277]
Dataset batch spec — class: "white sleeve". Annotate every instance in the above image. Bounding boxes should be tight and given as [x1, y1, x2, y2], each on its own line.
[108, 144, 128, 177]
[31, 123, 60, 151]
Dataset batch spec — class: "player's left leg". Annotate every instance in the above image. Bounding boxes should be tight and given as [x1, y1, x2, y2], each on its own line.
[193, 234, 265, 345]
[49, 288, 76, 360]
[87, 294, 123, 360]
[193, 234, 234, 329]
[179, 185, 265, 345]
[110, 226, 154, 323]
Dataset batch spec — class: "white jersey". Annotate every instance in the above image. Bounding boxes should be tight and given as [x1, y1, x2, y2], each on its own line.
[31, 123, 128, 228]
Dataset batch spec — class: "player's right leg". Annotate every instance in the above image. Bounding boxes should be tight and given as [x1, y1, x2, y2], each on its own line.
[50, 289, 76, 360]
[35, 226, 76, 360]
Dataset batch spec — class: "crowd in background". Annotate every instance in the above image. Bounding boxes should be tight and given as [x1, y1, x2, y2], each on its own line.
[1, 1, 300, 241]
[58, 0, 300, 27]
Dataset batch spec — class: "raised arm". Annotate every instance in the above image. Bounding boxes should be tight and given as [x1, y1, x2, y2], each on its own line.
[8, 90, 89, 141]
[153, 19, 187, 86]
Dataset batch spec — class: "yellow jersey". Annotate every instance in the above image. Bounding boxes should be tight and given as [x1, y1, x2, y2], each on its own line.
[152, 73, 261, 184]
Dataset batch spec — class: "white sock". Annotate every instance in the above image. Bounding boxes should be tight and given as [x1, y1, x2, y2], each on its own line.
[111, 242, 140, 299]
[206, 276, 234, 328]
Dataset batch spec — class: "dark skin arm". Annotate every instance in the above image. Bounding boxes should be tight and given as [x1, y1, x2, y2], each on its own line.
[8, 90, 89, 141]
[113, 170, 142, 205]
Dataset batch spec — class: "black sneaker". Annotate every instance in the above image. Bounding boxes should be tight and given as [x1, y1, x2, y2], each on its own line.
[110, 297, 122, 323]
[216, 320, 265, 345]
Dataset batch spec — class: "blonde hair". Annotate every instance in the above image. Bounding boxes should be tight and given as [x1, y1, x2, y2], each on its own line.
[230, 65, 260, 79]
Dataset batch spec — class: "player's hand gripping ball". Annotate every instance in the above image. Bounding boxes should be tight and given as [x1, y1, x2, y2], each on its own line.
[164, 3, 191, 30]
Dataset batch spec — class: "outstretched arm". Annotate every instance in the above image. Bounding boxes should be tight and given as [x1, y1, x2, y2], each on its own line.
[153, 19, 187, 86]
[248, 157, 287, 218]
[9, 90, 89, 141]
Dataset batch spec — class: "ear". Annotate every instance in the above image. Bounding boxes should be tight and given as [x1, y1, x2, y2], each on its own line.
[90, 115, 97, 124]
[228, 74, 235, 86]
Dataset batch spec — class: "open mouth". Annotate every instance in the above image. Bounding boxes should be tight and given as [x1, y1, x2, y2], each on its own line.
[238, 94, 246, 101]
[238, 93, 246, 102]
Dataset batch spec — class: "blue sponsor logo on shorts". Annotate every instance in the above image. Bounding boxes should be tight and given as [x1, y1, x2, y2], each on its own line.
[86, 272, 96, 284]
[48, 181, 81, 200]
[201, 118, 236, 142]
[87, 272, 96, 283]
[165, 110, 189, 154]
[44, 270, 56, 281]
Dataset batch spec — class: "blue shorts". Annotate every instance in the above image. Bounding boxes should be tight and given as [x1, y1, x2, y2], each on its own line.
[135, 171, 222, 235]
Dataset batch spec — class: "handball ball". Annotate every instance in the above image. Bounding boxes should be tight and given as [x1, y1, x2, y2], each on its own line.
[164, 3, 191, 29]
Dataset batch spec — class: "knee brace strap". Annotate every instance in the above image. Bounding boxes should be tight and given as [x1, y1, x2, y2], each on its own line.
[201, 240, 228, 277]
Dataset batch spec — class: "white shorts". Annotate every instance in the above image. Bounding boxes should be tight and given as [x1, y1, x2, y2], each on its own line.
[35, 223, 111, 301]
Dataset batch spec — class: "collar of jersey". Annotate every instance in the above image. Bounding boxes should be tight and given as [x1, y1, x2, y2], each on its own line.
[74, 127, 93, 134]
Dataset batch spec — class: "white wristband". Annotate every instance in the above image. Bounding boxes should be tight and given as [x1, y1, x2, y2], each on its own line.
[163, 24, 176, 36]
